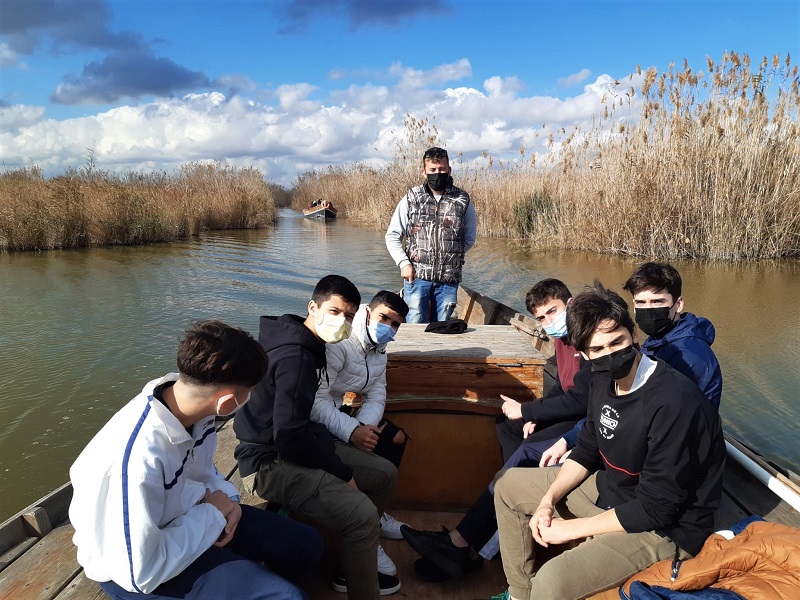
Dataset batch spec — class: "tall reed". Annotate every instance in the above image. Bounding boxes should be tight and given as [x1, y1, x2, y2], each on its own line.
[0, 162, 278, 253]
[291, 52, 799, 260]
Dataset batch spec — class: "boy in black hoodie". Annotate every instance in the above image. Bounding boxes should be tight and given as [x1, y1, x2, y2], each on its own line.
[234, 275, 400, 599]
[491, 282, 725, 600]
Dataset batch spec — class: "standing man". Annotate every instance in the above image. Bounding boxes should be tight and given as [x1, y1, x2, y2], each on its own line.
[234, 275, 401, 599]
[491, 283, 725, 600]
[385, 147, 477, 323]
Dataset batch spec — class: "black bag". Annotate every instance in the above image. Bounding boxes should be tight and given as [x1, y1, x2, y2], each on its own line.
[424, 318, 468, 334]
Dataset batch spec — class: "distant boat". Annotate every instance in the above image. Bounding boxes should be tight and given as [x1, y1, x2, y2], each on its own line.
[303, 199, 337, 221]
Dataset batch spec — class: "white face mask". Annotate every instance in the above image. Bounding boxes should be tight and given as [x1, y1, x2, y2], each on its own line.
[315, 311, 352, 344]
[216, 392, 250, 418]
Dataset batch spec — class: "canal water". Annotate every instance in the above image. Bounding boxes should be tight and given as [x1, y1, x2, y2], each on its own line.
[1, 208, 798, 521]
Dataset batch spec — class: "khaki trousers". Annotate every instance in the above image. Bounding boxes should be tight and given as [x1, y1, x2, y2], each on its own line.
[250, 442, 397, 600]
[494, 467, 691, 600]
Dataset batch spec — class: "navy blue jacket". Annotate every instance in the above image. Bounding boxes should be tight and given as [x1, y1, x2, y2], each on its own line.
[641, 312, 722, 410]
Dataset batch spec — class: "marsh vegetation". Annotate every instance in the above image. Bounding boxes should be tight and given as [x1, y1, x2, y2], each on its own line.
[292, 52, 800, 260]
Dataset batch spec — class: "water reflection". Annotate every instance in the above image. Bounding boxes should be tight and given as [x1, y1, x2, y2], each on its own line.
[0, 208, 798, 521]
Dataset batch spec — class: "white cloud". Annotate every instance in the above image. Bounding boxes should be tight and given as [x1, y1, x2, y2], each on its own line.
[0, 65, 644, 185]
[558, 68, 592, 87]
[0, 43, 20, 68]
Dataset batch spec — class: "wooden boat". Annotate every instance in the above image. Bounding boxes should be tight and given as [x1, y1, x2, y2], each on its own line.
[303, 199, 337, 221]
[2, 285, 799, 600]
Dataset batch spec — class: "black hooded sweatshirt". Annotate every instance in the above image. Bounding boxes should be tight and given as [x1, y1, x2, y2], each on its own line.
[234, 315, 353, 481]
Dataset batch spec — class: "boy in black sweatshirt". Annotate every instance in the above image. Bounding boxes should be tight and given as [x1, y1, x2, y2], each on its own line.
[492, 282, 725, 600]
[234, 275, 400, 599]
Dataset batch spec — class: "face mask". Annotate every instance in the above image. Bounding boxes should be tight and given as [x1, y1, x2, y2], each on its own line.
[590, 344, 637, 380]
[542, 309, 568, 338]
[315, 311, 352, 344]
[635, 305, 676, 338]
[217, 392, 250, 418]
[368, 320, 396, 345]
[426, 172, 451, 191]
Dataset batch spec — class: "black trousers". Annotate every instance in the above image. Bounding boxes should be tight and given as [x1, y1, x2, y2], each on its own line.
[495, 416, 580, 463]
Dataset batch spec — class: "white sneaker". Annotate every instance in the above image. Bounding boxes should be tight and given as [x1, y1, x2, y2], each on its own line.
[377, 543, 397, 576]
[380, 512, 406, 540]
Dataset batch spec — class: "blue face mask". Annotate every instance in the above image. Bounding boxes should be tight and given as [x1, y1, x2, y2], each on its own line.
[368, 321, 396, 344]
[542, 309, 568, 339]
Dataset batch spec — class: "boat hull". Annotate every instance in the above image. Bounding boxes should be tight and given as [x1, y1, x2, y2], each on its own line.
[302, 207, 337, 220]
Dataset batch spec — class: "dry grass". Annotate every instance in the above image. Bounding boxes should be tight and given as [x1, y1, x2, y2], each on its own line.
[0, 162, 278, 252]
[292, 52, 800, 260]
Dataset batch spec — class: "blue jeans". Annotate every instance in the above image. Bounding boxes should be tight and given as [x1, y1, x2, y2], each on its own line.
[99, 505, 322, 600]
[403, 278, 458, 323]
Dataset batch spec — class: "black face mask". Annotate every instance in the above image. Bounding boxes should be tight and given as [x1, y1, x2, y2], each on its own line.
[635, 305, 676, 337]
[427, 173, 451, 191]
[590, 344, 637, 380]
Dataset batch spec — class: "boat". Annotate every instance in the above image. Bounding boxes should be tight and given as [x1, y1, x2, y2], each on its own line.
[303, 199, 337, 221]
[2, 285, 799, 600]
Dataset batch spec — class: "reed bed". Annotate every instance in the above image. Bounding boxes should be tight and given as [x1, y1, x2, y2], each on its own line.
[292, 52, 800, 260]
[0, 162, 278, 253]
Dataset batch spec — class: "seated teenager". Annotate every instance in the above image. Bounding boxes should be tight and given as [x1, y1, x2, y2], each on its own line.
[311, 290, 410, 577]
[69, 320, 323, 600]
[401, 278, 592, 579]
[234, 275, 401, 599]
[490, 282, 725, 600]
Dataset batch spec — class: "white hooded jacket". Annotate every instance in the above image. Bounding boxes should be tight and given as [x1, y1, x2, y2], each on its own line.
[68, 373, 237, 593]
[311, 304, 389, 442]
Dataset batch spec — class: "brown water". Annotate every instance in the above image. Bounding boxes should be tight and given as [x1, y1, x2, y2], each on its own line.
[1, 208, 799, 521]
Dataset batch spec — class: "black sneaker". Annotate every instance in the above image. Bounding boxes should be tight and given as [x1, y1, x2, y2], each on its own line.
[331, 570, 402, 596]
[400, 524, 469, 579]
[414, 554, 484, 582]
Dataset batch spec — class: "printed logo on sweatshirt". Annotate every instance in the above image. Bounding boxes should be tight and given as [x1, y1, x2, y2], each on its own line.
[599, 405, 619, 440]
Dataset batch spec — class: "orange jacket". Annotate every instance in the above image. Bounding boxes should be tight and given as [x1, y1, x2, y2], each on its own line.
[622, 521, 800, 600]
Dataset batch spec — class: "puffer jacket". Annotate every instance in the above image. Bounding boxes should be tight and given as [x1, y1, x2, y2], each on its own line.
[621, 521, 800, 600]
[311, 304, 389, 442]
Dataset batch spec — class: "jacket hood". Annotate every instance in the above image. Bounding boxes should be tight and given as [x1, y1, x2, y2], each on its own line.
[258, 314, 326, 365]
[643, 312, 715, 349]
[351, 304, 388, 355]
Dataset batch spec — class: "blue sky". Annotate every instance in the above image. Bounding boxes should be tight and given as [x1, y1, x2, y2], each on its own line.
[1, 0, 797, 184]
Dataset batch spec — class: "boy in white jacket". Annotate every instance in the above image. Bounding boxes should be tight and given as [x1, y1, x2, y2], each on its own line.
[69, 320, 323, 600]
[311, 291, 409, 575]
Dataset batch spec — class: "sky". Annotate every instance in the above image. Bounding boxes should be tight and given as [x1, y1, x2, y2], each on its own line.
[0, 0, 798, 185]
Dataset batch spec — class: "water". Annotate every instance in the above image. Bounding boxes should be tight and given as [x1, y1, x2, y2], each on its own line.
[1, 208, 798, 521]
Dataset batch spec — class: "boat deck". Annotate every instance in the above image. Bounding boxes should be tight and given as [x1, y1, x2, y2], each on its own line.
[2, 415, 799, 600]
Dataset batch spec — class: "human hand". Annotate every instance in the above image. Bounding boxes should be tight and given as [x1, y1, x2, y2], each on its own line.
[401, 264, 415, 282]
[522, 421, 536, 439]
[500, 395, 523, 420]
[537, 517, 575, 546]
[539, 438, 569, 467]
[201, 490, 242, 547]
[350, 424, 381, 451]
[529, 504, 555, 547]
[347, 477, 358, 491]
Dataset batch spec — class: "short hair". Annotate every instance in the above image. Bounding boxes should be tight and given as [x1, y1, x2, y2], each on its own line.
[312, 274, 361, 307]
[422, 146, 449, 165]
[566, 281, 635, 352]
[623, 262, 682, 300]
[525, 278, 572, 314]
[369, 290, 409, 318]
[177, 320, 268, 388]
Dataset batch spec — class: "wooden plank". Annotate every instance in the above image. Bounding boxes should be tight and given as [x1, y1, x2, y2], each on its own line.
[0, 523, 80, 600]
[391, 324, 546, 361]
[0, 536, 38, 574]
[213, 418, 239, 480]
[713, 490, 749, 531]
[0, 517, 28, 558]
[383, 411, 504, 509]
[52, 573, 106, 600]
[23, 507, 53, 538]
[722, 459, 800, 528]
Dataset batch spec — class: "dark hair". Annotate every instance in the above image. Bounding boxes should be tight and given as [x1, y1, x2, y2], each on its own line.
[623, 262, 682, 300]
[566, 281, 635, 352]
[312, 274, 361, 307]
[525, 278, 572, 314]
[177, 320, 268, 388]
[369, 290, 409, 318]
[423, 146, 449, 164]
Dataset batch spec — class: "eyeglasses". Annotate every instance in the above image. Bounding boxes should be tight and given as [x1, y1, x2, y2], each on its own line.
[423, 147, 448, 160]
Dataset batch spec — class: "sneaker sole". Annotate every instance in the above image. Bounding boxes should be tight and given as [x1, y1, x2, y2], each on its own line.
[331, 581, 347, 593]
[380, 581, 401, 595]
[331, 578, 401, 594]
[401, 529, 463, 579]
